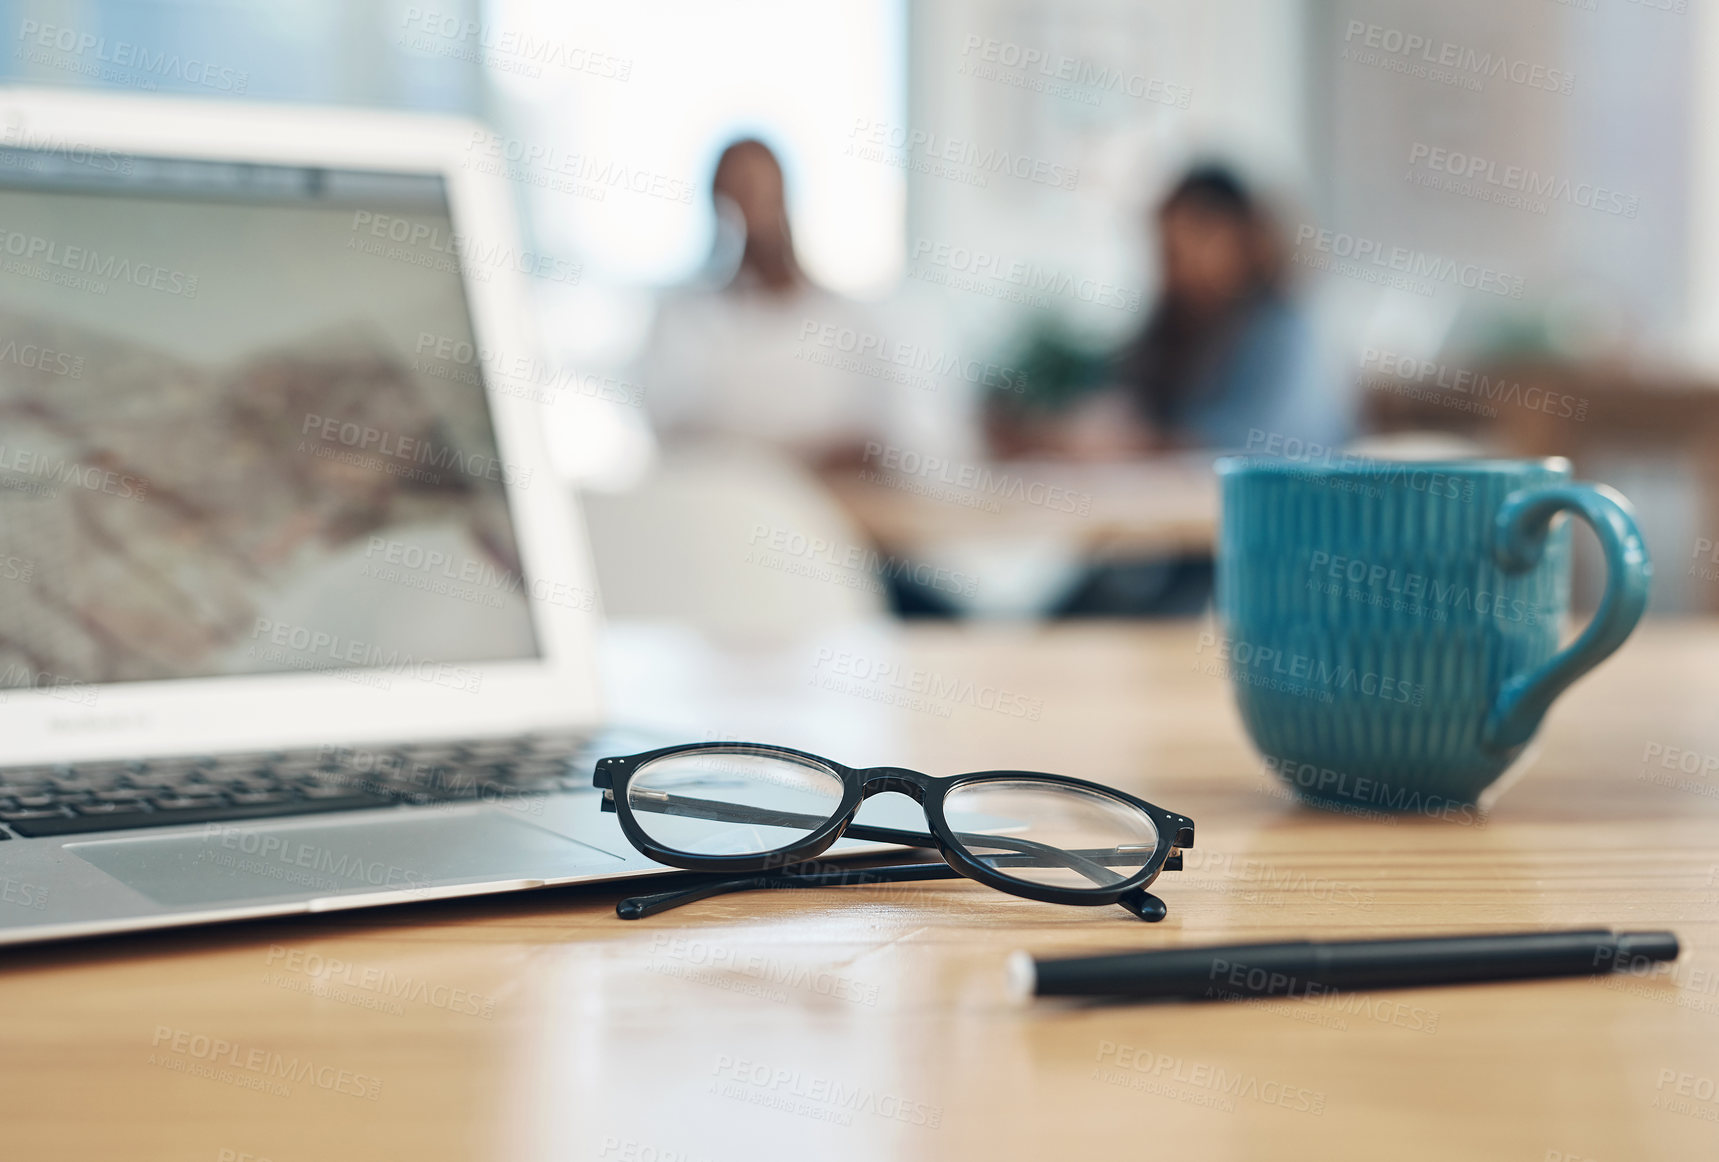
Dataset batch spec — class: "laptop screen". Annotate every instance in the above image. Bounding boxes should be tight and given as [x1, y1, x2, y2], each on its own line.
[0, 147, 541, 692]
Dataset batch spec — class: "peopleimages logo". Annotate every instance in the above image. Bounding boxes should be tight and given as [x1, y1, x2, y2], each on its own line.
[0, 442, 150, 501]
[1193, 631, 1426, 707]
[862, 442, 1093, 516]
[148, 1026, 381, 1100]
[1691, 538, 1719, 583]
[1093, 1041, 1327, 1115]
[361, 535, 595, 613]
[0, 125, 132, 173]
[398, 8, 633, 81]
[0, 340, 82, 379]
[464, 130, 695, 205]
[810, 647, 1043, 721]
[649, 934, 881, 1007]
[1340, 20, 1573, 94]
[1407, 143, 1639, 218]
[1653, 1068, 1719, 1121]
[1200, 957, 1440, 1033]
[846, 119, 1078, 191]
[0, 664, 97, 706]
[1360, 348, 1588, 422]
[246, 617, 485, 694]
[1306, 549, 1544, 627]
[797, 318, 1029, 393]
[16, 21, 250, 93]
[957, 35, 1191, 109]
[1242, 429, 1477, 502]
[909, 238, 1142, 312]
[0, 227, 197, 296]
[299, 412, 531, 488]
[264, 944, 497, 1018]
[747, 523, 979, 599]
[1182, 849, 1375, 910]
[414, 332, 642, 407]
[1641, 742, 1719, 779]
[1293, 224, 1525, 299]
[348, 210, 582, 284]
[202, 823, 427, 891]
[1261, 756, 1489, 827]
[710, 1056, 943, 1129]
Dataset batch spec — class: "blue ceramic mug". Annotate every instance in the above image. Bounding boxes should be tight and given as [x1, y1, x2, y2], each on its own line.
[1214, 456, 1651, 814]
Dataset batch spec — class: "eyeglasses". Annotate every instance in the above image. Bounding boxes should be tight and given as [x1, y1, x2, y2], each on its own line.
[593, 742, 1194, 922]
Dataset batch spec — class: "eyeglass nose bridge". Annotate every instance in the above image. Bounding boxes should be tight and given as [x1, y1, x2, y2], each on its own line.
[857, 767, 928, 802]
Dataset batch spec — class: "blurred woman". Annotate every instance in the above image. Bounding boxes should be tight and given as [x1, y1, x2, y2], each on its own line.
[1112, 164, 1348, 452]
[1055, 166, 1349, 614]
[614, 138, 977, 623]
[636, 138, 964, 466]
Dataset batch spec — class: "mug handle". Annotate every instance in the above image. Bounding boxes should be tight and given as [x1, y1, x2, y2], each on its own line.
[1483, 483, 1652, 752]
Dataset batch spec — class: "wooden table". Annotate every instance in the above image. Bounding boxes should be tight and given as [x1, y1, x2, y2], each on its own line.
[5, 619, 1718, 1160]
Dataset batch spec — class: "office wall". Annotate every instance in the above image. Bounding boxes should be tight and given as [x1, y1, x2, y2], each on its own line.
[905, 0, 1314, 354]
[1320, 0, 1690, 362]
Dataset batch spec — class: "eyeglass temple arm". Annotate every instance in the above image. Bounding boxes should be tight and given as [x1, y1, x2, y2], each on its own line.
[617, 863, 1168, 922]
[614, 789, 938, 843]
[839, 823, 1140, 888]
[619, 791, 1134, 886]
[617, 862, 961, 919]
[945, 829, 1128, 887]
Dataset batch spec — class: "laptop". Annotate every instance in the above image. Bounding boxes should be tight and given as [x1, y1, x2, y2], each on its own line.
[0, 88, 700, 947]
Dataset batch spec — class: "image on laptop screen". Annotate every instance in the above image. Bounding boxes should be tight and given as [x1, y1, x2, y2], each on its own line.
[0, 147, 541, 691]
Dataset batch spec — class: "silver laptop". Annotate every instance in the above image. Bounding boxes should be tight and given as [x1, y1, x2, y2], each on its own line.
[0, 88, 698, 947]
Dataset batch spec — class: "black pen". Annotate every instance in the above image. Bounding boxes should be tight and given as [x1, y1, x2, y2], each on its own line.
[1009, 928, 1680, 1002]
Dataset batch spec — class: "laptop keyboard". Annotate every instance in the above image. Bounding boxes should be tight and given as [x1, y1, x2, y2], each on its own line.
[0, 735, 589, 840]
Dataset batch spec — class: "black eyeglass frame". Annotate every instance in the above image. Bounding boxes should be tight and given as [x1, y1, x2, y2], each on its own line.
[594, 741, 1196, 910]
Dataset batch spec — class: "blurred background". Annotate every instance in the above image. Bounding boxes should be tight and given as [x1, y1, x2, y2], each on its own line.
[3, 0, 1713, 639]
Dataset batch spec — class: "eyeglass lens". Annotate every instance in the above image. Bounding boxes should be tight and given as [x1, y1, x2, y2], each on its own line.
[942, 778, 1160, 890]
[625, 748, 846, 856]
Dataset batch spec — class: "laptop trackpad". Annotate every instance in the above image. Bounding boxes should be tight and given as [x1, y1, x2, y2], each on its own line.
[67, 809, 625, 908]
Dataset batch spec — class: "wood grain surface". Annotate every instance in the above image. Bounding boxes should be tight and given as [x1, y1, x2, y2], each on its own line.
[3, 620, 1716, 1162]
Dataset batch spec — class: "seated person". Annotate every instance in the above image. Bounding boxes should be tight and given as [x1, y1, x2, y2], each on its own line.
[635, 138, 887, 467]
[1113, 164, 1348, 453]
[1010, 164, 1350, 461]
[1057, 164, 1352, 613]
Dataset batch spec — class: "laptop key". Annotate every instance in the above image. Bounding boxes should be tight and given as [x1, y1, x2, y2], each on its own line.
[151, 795, 229, 810]
[460, 740, 527, 759]
[400, 745, 467, 762]
[271, 756, 333, 774]
[300, 783, 370, 799]
[118, 780, 179, 794]
[0, 808, 70, 823]
[228, 790, 294, 806]
[221, 774, 283, 789]
[145, 774, 211, 791]
[95, 788, 153, 803]
[0, 766, 60, 786]
[5, 792, 396, 838]
[143, 759, 207, 776]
